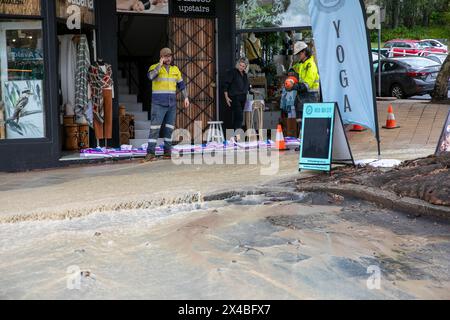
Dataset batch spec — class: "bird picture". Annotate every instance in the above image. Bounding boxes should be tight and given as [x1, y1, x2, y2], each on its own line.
[2, 81, 44, 137]
[8, 89, 31, 124]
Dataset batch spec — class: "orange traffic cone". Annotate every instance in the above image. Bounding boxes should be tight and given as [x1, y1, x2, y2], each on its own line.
[350, 124, 367, 132]
[383, 104, 400, 129]
[275, 124, 288, 150]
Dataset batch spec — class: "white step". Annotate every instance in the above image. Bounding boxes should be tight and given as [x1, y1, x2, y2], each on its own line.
[135, 129, 149, 139]
[129, 111, 148, 121]
[120, 94, 137, 103]
[120, 102, 143, 113]
[135, 120, 151, 130]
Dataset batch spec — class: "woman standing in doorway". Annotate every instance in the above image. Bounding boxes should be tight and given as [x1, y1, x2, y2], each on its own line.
[224, 58, 251, 134]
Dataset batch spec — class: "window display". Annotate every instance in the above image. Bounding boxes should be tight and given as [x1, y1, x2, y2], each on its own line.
[0, 20, 45, 140]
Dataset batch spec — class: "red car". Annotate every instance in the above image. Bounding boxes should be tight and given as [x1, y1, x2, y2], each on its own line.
[384, 39, 447, 57]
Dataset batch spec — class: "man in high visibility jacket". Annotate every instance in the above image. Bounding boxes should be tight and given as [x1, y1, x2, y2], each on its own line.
[145, 47, 190, 162]
[292, 41, 320, 119]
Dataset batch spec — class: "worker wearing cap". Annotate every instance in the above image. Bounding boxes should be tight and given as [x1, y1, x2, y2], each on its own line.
[145, 47, 190, 161]
[292, 41, 320, 118]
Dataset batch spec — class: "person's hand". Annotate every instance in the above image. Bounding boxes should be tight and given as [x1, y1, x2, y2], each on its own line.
[184, 98, 190, 109]
[225, 96, 232, 107]
[159, 57, 165, 66]
[132, 1, 145, 11]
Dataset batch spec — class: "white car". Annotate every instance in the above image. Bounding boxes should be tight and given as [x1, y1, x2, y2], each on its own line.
[372, 52, 380, 61]
[420, 39, 448, 52]
[425, 53, 447, 65]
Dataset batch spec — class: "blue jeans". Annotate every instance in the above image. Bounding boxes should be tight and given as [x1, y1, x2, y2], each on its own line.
[147, 103, 177, 155]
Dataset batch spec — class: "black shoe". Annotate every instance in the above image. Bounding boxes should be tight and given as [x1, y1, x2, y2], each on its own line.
[162, 153, 172, 160]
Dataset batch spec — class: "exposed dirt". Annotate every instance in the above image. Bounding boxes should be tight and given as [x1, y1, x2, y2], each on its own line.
[298, 153, 450, 207]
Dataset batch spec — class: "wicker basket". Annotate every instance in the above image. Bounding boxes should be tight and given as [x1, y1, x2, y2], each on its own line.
[64, 124, 79, 151]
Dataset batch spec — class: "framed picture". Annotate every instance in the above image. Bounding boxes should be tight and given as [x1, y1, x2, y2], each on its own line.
[2, 80, 44, 139]
[116, 0, 169, 15]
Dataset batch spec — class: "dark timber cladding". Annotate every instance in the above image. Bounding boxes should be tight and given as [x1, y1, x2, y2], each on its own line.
[169, 17, 216, 141]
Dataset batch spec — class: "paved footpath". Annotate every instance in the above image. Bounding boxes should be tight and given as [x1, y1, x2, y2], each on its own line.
[0, 101, 448, 222]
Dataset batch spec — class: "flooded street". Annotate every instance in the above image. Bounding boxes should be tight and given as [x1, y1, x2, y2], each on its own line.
[1, 190, 449, 300]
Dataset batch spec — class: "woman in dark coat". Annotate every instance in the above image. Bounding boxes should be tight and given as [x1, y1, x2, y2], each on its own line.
[223, 57, 251, 133]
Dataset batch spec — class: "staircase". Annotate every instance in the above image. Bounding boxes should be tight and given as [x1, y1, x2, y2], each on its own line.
[117, 72, 150, 149]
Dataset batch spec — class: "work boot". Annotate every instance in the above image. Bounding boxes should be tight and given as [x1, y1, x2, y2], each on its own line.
[162, 152, 172, 160]
[142, 153, 159, 163]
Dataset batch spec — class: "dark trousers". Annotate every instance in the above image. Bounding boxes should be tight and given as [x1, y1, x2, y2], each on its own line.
[231, 94, 247, 132]
[297, 92, 320, 120]
[147, 103, 176, 155]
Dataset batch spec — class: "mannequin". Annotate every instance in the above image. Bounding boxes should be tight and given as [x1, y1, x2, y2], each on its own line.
[245, 33, 263, 66]
[88, 58, 114, 147]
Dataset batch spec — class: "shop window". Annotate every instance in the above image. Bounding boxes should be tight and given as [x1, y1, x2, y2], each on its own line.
[0, 20, 45, 140]
[236, 0, 311, 30]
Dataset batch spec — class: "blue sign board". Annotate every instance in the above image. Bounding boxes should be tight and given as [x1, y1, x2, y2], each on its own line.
[299, 102, 336, 172]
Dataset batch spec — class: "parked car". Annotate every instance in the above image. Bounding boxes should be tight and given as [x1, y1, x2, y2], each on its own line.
[373, 57, 443, 99]
[423, 53, 448, 65]
[372, 52, 380, 62]
[420, 39, 448, 52]
[371, 48, 390, 58]
[384, 39, 447, 57]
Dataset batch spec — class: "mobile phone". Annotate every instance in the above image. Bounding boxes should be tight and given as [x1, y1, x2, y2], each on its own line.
[142, 1, 151, 10]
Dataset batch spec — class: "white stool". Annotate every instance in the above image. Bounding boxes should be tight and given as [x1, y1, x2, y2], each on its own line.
[206, 121, 225, 144]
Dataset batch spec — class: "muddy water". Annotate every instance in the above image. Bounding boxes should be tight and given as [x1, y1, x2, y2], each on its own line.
[0, 192, 449, 300]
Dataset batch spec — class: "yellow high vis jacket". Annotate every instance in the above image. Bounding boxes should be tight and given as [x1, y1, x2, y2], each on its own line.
[148, 63, 186, 107]
[292, 56, 320, 92]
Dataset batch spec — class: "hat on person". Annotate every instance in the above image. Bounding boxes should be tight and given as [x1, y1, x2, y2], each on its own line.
[160, 47, 173, 57]
[293, 41, 308, 55]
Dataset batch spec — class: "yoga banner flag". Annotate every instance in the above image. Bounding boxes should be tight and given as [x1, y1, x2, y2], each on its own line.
[308, 0, 378, 135]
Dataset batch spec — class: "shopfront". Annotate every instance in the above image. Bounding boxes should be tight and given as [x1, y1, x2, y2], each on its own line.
[0, 1, 58, 171]
[116, 0, 235, 144]
[0, 0, 236, 171]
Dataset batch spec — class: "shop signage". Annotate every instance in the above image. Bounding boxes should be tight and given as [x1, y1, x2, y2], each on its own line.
[171, 0, 215, 17]
[56, 0, 95, 26]
[299, 102, 353, 172]
[10, 48, 44, 61]
[0, 0, 41, 16]
[116, 0, 169, 15]
[308, 0, 378, 136]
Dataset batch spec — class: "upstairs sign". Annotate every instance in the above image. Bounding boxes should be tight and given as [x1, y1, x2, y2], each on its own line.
[171, 0, 215, 17]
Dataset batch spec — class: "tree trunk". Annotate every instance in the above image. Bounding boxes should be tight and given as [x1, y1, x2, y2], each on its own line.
[391, 0, 401, 28]
[432, 54, 450, 102]
[422, 8, 430, 26]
